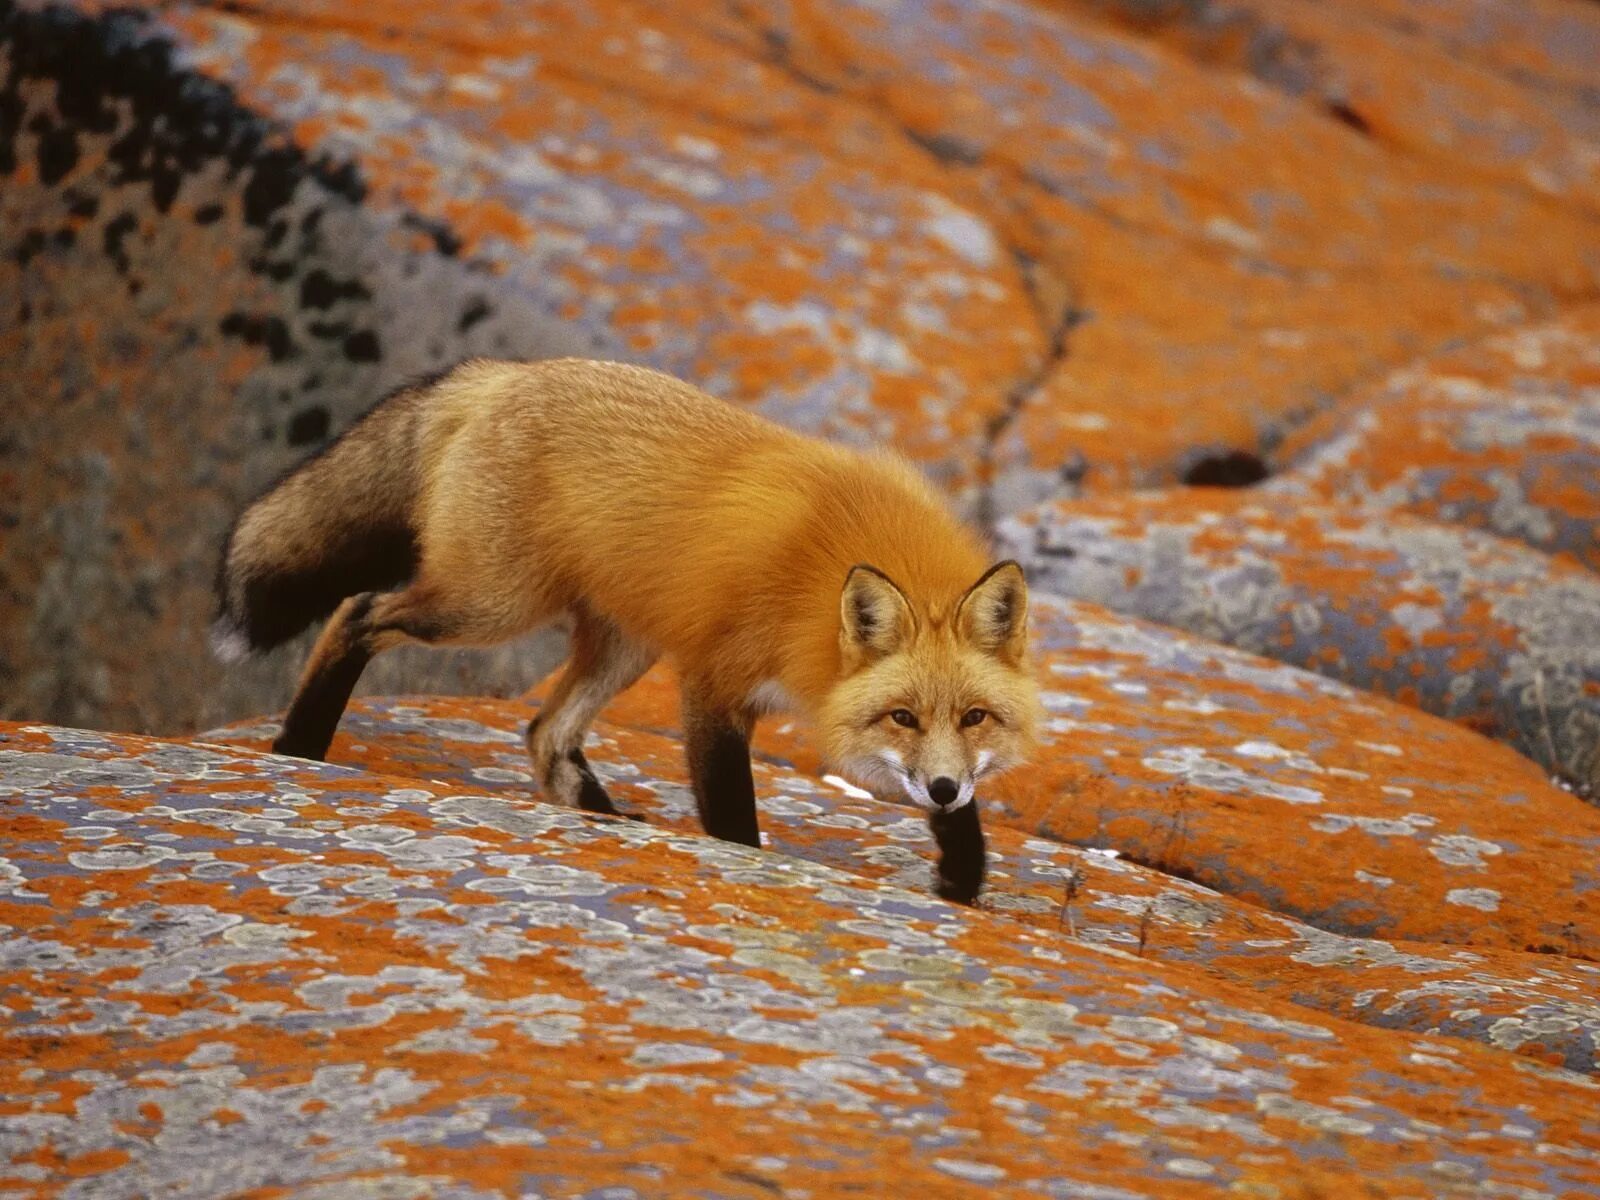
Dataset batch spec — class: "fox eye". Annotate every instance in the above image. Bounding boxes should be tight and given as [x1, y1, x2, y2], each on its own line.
[960, 708, 989, 728]
[889, 708, 919, 729]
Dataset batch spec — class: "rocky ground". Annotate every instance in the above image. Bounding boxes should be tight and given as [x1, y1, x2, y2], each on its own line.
[3, 0, 1600, 1195]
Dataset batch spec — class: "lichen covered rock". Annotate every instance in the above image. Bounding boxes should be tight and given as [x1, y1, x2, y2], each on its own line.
[7, 0, 1600, 731]
[1001, 492, 1600, 795]
[1272, 305, 1600, 571]
[8, 0, 1600, 1189]
[0, 2, 584, 732]
[1062, 0, 1600, 208]
[1003, 597, 1600, 958]
[6, 722, 1600, 1196]
[205, 687, 1600, 1075]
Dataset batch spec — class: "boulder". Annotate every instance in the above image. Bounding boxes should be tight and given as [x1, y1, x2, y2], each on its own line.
[9, 1, 1600, 1189]
[6, 721, 1600, 1194]
[1270, 305, 1600, 571]
[0, 0, 1040, 732]
[714, 0, 1600, 498]
[998, 595, 1600, 952]
[1001, 493, 1600, 796]
[8, 0, 1600, 732]
[0, 1, 590, 733]
[205, 686, 1600, 1075]
[1060, 0, 1600, 205]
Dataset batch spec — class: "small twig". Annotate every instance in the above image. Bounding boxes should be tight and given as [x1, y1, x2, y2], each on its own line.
[1533, 669, 1562, 780]
[1056, 866, 1084, 936]
[1137, 901, 1155, 957]
[1562, 921, 1582, 955]
[1156, 789, 1191, 874]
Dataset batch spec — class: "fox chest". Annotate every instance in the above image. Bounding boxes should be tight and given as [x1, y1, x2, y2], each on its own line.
[745, 679, 799, 716]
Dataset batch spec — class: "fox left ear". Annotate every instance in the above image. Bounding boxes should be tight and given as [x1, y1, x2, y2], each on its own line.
[840, 564, 915, 667]
[957, 560, 1028, 664]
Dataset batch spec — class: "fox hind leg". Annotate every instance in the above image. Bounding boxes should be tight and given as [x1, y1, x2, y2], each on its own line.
[272, 583, 513, 761]
[526, 610, 655, 815]
[272, 594, 374, 760]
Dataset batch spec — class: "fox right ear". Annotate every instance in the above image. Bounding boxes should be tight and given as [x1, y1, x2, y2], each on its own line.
[840, 565, 915, 665]
[956, 559, 1029, 665]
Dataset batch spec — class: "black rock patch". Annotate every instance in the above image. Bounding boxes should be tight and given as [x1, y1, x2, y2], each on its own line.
[1181, 450, 1270, 488]
[342, 329, 381, 362]
[287, 405, 330, 445]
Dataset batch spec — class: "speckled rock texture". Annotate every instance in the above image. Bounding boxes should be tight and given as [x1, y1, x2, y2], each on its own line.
[1000, 493, 1600, 797]
[0, 1, 584, 734]
[8, 1, 1600, 1188]
[1062, 0, 1600, 204]
[6, 0, 1600, 731]
[203, 676, 1600, 1077]
[1271, 305, 1600, 571]
[7, 721, 1600, 1197]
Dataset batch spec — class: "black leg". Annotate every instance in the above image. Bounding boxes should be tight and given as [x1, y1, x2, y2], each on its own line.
[685, 712, 761, 848]
[929, 798, 986, 904]
[272, 586, 465, 762]
[273, 648, 369, 760]
[272, 595, 375, 761]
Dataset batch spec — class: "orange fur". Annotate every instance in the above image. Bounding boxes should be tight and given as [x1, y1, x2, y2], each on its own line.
[218, 358, 1040, 823]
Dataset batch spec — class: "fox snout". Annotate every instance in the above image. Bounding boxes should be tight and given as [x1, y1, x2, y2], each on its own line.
[899, 763, 976, 812]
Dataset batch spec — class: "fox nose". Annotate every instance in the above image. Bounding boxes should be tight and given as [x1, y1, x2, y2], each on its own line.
[928, 776, 960, 808]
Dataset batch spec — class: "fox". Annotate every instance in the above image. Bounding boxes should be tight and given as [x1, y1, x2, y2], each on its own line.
[213, 358, 1041, 901]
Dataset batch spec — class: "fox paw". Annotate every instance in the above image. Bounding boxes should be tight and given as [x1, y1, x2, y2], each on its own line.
[935, 861, 984, 905]
[537, 746, 646, 821]
[271, 732, 329, 762]
[566, 749, 621, 815]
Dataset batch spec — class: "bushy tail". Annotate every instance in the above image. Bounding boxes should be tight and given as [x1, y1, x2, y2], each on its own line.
[212, 389, 428, 660]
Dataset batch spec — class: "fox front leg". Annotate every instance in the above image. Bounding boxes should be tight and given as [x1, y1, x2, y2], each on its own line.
[929, 798, 986, 904]
[524, 610, 656, 818]
[524, 713, 622, 816]
[682, 687, 761, 848]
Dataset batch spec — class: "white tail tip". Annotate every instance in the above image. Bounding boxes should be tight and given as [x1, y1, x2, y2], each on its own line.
[209, 618, 251, 664]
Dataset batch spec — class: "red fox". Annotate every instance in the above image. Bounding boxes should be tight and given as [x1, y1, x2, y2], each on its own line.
[214, 359, 1041, 900]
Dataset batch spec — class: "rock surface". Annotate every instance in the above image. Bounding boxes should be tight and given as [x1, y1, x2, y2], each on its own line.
[1001, 493, 1600, 795]
[6, 0, 1600, 730]
[0, 1, 583, 733]
[7, 1, 1600, 1190]
[6, 721, 1600, 1197]
[204, 684, 1600, 1077]
[1064, 0, 1600, 205]
[1272, 305, 1600, 571]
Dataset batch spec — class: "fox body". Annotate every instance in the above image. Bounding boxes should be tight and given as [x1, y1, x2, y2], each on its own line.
[215, 359, 1040, 900]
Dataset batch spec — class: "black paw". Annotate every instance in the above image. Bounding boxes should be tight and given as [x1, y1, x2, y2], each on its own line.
[935, 867, 984, 905]
[930, 799, 986, 905]
[271, 733, 327, 762]
[567, 748, 624, 817]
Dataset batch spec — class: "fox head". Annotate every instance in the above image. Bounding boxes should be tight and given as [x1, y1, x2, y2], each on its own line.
[818, 560, 1041, 812]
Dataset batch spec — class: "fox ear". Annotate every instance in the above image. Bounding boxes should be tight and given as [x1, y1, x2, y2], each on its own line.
[840, 565, 915, 664]
[957, 560, 1028, 663]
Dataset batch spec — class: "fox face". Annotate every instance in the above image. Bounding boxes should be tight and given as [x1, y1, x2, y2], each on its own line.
[818, 561, 1040, 811]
